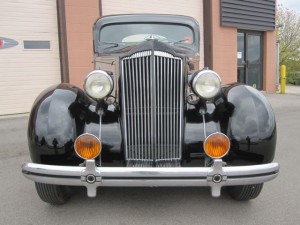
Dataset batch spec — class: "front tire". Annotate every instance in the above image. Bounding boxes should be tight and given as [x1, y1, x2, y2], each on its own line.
[35, 183, 71, 205]
[227, 183, 263, 201]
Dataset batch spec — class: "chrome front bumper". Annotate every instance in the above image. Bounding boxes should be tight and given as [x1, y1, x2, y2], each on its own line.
[22, 159, 279, 198]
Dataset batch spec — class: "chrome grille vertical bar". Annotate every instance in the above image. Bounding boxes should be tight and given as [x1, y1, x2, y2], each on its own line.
[166, 57, 170, 160]
[159, 56, 162, 162]
[164, 55, 167, 163]
[174, 60, 179, 158]
[157, 55, 159, 163]
[135, 57, 140, 160]
[179, 59, 183, 159]
[173, 59, 178, 160]
[125, 60, 130, 161]
[121, 60, 128, 161]
[128, 59, 132, 161]
[146, 54, 151, 162]
[129, 59, 134, 161]
[177, 59, 181, 159]
[163, 55, 165, 162]
[142, 56, 145, 160]
[170, 57, 174, 161]
[139, 56, 143, 160]
[151, 52, 155, 163]
[131, 59, 136, 161]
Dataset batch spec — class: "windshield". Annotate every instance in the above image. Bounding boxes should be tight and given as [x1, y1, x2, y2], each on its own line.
[99, 23, 194, 44]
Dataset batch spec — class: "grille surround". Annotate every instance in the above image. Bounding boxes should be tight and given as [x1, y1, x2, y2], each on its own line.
[121, 49, 184, 167]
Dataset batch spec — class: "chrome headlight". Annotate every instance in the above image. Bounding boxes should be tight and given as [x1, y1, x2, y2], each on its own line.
[192, 69, 221, 99]
[84, 70, 113, 100]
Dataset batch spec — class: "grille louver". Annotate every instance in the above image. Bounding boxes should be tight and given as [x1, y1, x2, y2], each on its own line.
[121, 50, 183, 167]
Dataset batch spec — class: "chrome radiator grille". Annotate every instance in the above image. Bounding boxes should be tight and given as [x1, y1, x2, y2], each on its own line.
[121, 50, 183, 167]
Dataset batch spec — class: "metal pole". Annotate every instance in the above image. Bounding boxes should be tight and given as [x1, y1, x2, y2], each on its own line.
[276, 41, 280, 91]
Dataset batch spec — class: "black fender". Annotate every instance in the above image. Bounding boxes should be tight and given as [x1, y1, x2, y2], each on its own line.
[27, 83, 122, 165]
[224, 84, 276, 164]
[183, 83, 276, 166]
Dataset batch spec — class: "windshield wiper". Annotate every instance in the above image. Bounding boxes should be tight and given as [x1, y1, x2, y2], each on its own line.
[100, 42, 129, 50]
[173, 39, 186, 44]
[170, 39, 194, 44]
[101, 42, 121, 47]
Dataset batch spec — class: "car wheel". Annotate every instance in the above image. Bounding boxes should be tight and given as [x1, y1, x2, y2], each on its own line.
[35, 182, 71, 205]
[227, 183, 263, 201]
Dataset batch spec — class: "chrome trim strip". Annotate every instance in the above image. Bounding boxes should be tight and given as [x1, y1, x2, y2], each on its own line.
[179, 58, 183, 159]
[121, 57, 128, 161]
[22, 160, 279, 198]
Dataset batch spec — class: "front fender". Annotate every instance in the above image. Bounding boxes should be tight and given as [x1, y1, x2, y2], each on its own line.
[28, 83, 122, 165]
[183, 83, 276, 166]
[225, 84, 276, 164]
[28, 84, 97, 165]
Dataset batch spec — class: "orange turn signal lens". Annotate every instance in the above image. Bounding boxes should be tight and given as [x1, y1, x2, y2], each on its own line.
[74, 133, 101, 160]
[204, 132, 230, 159]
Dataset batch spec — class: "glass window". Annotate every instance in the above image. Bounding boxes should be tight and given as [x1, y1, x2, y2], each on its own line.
[100, 23, 194, 44]
[24, 41, 50, 49]
[247, 35, 261, 64]
[247, 64, 262, 89]
[237, 33, 245, 65]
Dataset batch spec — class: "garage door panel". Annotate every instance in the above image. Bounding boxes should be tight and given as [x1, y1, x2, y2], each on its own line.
[0, 0, 61, 115]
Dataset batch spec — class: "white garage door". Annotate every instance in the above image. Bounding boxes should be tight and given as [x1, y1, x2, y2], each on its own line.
[101, 0, 204, 68]
[0, 0, 61, 115]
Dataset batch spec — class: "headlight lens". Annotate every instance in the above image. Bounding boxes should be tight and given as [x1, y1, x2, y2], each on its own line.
[204, 132, 230, 159]
[74, 133, 101, 160]
[192, 69, 221, 99]
[84, 70, 113, 99]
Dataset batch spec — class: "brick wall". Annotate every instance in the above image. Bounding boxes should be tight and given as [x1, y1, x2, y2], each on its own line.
[204, 0, 276, 92]
[64, 0, 100, 88]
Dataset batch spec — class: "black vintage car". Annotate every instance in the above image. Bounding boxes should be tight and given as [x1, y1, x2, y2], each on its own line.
[22, 14, 279, 204]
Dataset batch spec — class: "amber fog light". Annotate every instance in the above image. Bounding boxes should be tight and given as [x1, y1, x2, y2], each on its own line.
[204, 132, 230, 159]
[74, 134, 101, 160]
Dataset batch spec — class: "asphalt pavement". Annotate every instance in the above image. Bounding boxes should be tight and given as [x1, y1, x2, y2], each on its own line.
[0, 86, 300, 225]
